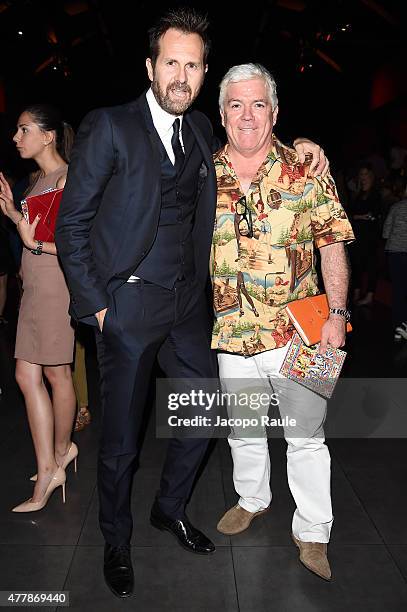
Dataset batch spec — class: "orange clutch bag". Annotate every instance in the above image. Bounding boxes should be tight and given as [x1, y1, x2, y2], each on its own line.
[21, 188, 63, 243]
[284, 294, 352, 346]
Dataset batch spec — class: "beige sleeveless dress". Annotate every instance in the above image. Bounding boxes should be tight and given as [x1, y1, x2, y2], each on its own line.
[14, 165, 74, 365]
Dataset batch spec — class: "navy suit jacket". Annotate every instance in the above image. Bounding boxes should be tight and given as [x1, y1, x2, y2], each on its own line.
[55, 93, 217, 325]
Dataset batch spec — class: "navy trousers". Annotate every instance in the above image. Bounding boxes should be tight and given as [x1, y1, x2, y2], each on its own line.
[94, 279, 217, 546]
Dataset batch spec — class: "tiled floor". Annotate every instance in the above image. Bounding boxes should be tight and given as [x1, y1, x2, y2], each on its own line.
[1, 291, 407, 611]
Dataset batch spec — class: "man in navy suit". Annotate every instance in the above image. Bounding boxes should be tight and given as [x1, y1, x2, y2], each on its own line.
[56, 7, 327, 599]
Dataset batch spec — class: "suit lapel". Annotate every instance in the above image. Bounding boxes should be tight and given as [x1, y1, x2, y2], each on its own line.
[185, 115, 215, 175]
[137, 96, 214, 183]
[136, 94, 162, 177]
[182, 120, 194, 163]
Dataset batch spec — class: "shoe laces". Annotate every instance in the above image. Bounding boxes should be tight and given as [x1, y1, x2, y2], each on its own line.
[116, 545, 130, 557]
[108, 545, 130, 567]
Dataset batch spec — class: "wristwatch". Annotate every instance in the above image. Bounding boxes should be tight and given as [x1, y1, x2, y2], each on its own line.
[329, 307, 351, 322]
[31, 240, 44, 256]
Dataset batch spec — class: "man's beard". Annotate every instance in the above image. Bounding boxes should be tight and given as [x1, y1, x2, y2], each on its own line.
[151, 79, 197, 115]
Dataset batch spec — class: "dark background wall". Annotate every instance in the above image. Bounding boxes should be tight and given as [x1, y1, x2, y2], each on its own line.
[0, 0, 406, 176]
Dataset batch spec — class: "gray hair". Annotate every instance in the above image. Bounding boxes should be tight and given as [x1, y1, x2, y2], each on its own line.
[219, 63, 278, 111]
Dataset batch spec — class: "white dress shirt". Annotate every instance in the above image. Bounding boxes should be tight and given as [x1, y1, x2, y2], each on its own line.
[146, 88, 184, 161]
[127, 89, 184, 282]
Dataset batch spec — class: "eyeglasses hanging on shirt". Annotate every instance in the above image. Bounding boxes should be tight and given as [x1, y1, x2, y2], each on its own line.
[171, 118, 185, 175]
[236, 196, 254, 238]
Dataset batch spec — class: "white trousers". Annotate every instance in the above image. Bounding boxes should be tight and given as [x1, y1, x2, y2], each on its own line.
[218, 345, 333, 543]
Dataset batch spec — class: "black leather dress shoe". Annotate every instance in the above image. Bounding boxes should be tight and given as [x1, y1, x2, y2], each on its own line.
[104, 544, 134, 598]
[150, 501, 215, 555]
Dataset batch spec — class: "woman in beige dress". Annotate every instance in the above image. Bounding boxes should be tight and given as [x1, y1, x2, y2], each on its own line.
[0, 104, 78, 512]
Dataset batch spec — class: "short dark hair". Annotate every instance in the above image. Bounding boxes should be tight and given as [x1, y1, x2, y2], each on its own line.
[148, 6, 211, 66]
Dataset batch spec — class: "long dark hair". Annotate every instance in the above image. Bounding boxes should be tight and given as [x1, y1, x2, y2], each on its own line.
[23, 104, 74, 163]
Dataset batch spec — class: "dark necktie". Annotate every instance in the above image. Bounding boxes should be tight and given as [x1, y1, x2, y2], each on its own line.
[171, 118, 185, 174]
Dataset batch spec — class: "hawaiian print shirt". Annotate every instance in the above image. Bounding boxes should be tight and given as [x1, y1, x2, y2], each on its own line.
[210, 135, 355, 356]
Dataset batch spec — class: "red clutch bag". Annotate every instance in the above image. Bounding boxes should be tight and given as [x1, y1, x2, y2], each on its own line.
[21, 188, 63, 243]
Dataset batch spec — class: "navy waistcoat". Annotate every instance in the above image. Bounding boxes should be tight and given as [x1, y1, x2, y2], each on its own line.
[134, 121, 202, 288]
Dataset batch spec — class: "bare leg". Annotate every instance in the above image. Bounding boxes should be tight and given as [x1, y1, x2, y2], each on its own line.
[15, 359, 58, 502]
[43, 365, 76, 466]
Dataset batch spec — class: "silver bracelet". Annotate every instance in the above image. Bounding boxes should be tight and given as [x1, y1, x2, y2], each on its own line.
[31, 240, 44, 256]
[329, 307, 351, 322]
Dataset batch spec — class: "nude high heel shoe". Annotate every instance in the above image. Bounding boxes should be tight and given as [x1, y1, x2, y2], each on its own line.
[30, 442, 78, 482]
[12, 467, 66, 513]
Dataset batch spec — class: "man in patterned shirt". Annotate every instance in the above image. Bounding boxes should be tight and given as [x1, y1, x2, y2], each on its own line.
[211, 63, 354, 580]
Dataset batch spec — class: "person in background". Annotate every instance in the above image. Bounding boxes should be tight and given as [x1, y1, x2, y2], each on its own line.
[0, 215, 14, 325]
[381, 172, 406, 218]
[0, 170, 18, 325]
[349, 164, 382, 306]
[0, 104, 78, 513]
[382, 177, 407, 341]
[389, 141, 407, 173]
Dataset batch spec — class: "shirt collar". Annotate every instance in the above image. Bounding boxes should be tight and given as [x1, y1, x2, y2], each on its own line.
[214, 134, 283, 167]
[146, 88, 183, 134]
